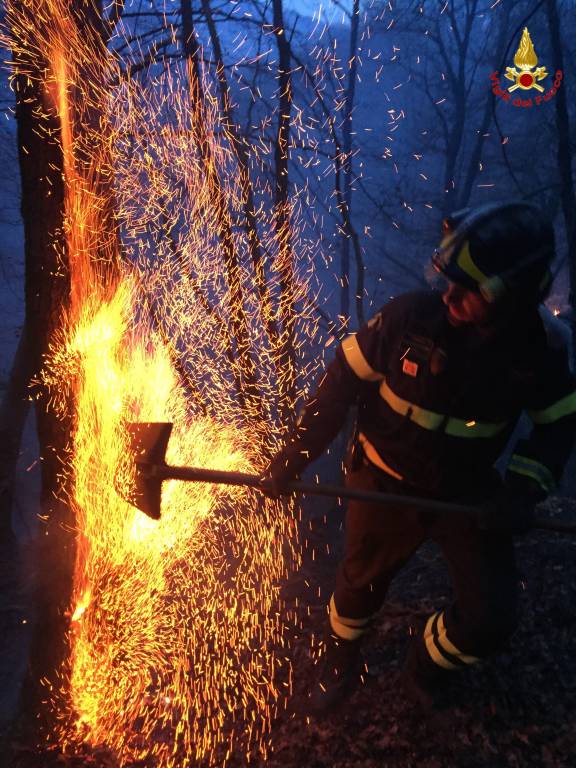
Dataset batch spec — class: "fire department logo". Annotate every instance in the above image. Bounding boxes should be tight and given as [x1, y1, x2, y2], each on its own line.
[505, 28, 547, 92]
[490, 27, 563, 108]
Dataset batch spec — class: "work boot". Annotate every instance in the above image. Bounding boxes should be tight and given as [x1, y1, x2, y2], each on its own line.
[305, 630, 363, 717]
[399, 635, 452, 713]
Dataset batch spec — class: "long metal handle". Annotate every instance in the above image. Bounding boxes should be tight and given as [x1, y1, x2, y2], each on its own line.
[151, 463, 576, 534]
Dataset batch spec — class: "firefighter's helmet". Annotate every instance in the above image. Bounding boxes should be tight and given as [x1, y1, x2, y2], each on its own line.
[432, 201, 555, 303]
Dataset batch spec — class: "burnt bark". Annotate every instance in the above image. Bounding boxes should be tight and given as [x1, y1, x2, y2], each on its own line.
[15, 54, 74, 726]
[0, 327, 33, 537]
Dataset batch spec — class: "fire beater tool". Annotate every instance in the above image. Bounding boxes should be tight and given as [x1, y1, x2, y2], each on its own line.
[123, 422, 576, 534]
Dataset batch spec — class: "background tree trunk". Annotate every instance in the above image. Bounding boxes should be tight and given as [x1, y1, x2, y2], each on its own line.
[340, 0, 361, 328]
[181, 0, 262, 418]
[457, 2, 511, 209]
[272, 0, 296, 417]
[201, 0, 280, 363]
[440, 0, 476, 216]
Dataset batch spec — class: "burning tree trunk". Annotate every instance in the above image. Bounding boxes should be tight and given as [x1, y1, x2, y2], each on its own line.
[10, 0, 121, 729]
[180, 0, 262, 419]
[546, 0, 576, 362]
[14, 37, 73, 723]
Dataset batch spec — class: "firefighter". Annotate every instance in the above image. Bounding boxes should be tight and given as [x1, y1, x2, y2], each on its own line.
[265, 200, 576, 716]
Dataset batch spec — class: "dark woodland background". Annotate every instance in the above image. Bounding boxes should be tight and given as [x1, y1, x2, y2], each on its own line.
[1, 0, 576, 765]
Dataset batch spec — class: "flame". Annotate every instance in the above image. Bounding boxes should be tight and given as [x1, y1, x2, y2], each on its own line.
[62, 285, 282, 761]
[4, 0, 320, 763]
[71, 590, 91, 623]
[513, 27, 539, 70]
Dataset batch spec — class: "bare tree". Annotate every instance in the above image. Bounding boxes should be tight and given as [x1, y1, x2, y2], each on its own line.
[456, 2, 512, 209]
[180, 0, 263, 418]
[272, 0, 297, 414]
[339, 0, 363, 326]
[201, 0, 280, 359]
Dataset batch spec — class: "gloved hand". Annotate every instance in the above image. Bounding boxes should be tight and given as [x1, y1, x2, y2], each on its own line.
[477, 485, 537, 534]
[260, 452, 300, 499]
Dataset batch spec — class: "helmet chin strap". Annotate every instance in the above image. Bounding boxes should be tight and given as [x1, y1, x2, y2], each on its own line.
[479, 275, 507, 303]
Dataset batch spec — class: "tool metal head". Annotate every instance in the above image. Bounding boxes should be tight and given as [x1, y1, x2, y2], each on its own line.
[123, 422, 173, 520]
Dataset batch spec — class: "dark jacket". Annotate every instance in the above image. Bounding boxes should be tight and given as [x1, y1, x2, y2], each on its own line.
[273, 290, 576, 498]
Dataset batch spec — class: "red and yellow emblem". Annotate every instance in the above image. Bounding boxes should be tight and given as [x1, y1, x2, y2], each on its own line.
[504, 27, 548, 93]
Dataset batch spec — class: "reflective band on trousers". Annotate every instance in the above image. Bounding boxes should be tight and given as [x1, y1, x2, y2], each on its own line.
[359, 433, 404, 480]
[329, 595, 371, 642]
[508, 453, 555, 493]
[528, 389, 576, 425]
[424, 611, 481, 670]
[380, 379, 509, 438]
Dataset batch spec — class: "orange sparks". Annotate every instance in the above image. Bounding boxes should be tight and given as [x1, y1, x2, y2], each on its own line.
[4, 0, 322, 764]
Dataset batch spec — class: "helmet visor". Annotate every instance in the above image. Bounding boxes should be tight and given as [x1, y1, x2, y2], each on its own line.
[432, 234, 484, 292]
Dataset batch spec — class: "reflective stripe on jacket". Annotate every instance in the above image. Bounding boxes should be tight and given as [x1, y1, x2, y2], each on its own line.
[280, 290, 576, 497]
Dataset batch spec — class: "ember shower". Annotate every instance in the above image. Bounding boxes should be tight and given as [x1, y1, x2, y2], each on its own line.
[5, 0, 321, 763]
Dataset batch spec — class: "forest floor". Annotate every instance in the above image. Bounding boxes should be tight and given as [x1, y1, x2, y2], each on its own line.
[2, 495, 576, 768]
[261, 493, 576, 768]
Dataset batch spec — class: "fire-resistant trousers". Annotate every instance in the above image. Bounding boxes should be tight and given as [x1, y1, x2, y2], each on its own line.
[330, 461, 519, 675]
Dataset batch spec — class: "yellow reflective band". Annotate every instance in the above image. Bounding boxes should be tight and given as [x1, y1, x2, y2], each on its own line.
[341, 334, 385, 382]
[456, 240, 489, 285]
[329, 615, 363, 641]
[380, 379, 508, 438]
[437, 613, 480, 666]
[358, 433, 404, 480]
[508, 454, 555, 493]
[444, 418, 508, 438]
[528, 390, 576, 425]
[424, 612, 457, 670]
[381, 379, 444, 429]
[329, 595, 370, 641]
